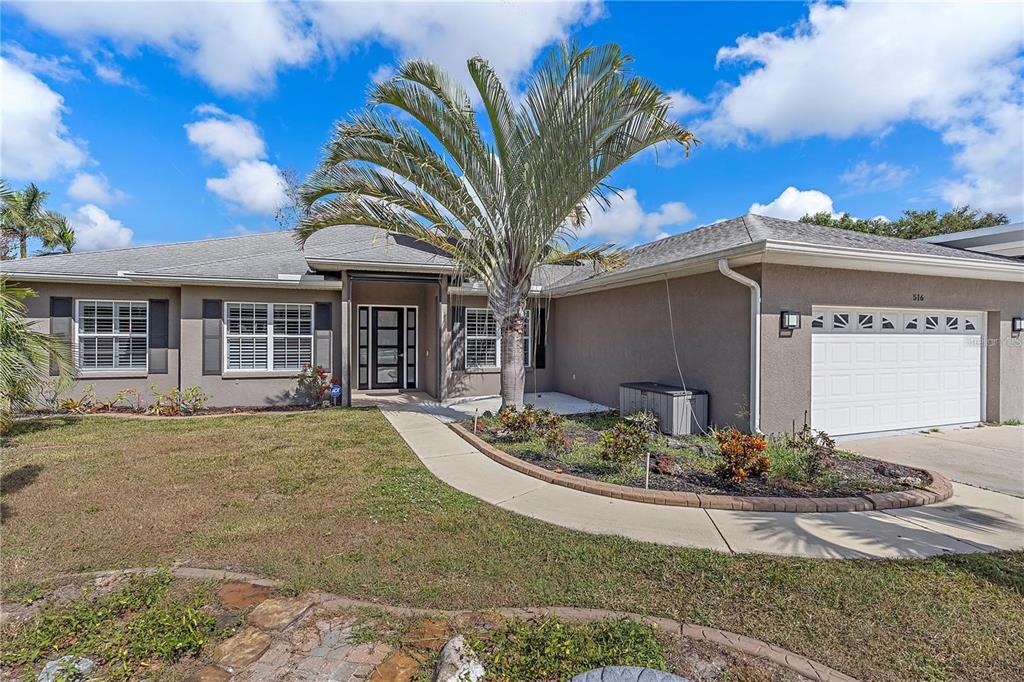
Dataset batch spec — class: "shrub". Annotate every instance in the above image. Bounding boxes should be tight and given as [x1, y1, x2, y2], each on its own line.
[781, 424, 837, 481]
[541, 422, 571, 455]
[474, 616, 665, 682]
[114, 388, 145, 412]
[497, 404, 562, 442]
[714, 428, 770, 483]
[146, 385, 209, 416]
[60, 384, 96, 413]
[599, 420, 650, 466]
[295, 364, 335, 406]
[625, 409, 660, 434]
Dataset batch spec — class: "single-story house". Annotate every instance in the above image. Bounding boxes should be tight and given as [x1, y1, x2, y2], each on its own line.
[4, 213, 1022, 437]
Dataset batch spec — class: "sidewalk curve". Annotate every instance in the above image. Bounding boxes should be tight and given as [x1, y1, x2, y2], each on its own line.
[381, 406, 1024, 560]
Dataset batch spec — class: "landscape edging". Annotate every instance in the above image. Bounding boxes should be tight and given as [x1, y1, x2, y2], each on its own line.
[449, 422, 953, 513]
[31, 566, 859, 682]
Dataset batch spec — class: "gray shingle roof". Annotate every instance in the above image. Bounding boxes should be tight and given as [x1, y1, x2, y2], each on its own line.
[303, 225, 455, 269]
[3, 214, 1018, 287]
[549, 214, 1023, 290]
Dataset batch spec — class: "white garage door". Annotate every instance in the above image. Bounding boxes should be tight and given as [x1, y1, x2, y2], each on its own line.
[811, 308, 983, 436]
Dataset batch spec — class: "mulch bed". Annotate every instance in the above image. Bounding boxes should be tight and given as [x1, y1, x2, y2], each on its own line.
[470, 417, 932, 499]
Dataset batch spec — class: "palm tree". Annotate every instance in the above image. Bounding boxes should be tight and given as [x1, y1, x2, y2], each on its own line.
[0, 277, 75, 435]
[39, 213, 76, 255]
[298, 43, 696, 408]
[0, 180, 62, 258]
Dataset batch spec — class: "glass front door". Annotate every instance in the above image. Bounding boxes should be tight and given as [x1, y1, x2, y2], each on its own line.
[371, 307, 403, 389]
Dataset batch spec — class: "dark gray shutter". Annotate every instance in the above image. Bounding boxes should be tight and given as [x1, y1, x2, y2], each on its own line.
[148, 299, 169, 374]
[313, 302, 332, 371]
[450, 305, 465, 371]
[49, 297, 73, 376]
[534, 308, 546, 370]
[202, 299, 222, 375]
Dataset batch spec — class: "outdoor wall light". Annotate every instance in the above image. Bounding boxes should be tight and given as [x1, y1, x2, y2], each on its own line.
[1013, 317, 1023, 333]
[780, 311, 801, 331]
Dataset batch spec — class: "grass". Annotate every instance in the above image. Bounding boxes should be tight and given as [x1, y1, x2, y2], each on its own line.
[0, 572, 218, 680]
[2, 412, 1023, 681]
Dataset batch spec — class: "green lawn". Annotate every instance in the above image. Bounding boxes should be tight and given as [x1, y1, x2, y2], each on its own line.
[2, 411, 1022, 681]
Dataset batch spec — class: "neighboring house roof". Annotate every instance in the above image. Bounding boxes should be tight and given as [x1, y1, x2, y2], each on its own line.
[3, 214, 1021, 292]
[915, 222, 1024, 259]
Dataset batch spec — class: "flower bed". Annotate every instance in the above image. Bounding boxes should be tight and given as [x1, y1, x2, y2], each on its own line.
[454, 408, 952, 512]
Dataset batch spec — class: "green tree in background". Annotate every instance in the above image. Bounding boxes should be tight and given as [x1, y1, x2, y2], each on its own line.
[800, 205, 1009, 240]
[1, 181, 75, 259]
[0, 278, 76, 435]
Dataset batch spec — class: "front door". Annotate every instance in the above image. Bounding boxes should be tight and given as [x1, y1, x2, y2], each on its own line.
[371, 307, 404, 389]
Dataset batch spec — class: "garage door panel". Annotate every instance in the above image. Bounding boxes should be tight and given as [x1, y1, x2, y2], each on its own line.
[811, 315, 982, 436]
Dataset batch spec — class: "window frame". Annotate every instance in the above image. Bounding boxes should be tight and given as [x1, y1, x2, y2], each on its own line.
[223, 301, 314, 373]
[463, 307, 532, 370]
[74, 299, 150, 374]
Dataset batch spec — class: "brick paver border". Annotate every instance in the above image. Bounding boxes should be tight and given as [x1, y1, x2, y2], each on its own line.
[449, 422, 953, 513]
[39, 567, 859, 682]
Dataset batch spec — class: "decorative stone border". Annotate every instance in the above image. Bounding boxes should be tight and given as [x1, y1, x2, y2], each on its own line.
[26, 566, 859, 682]
[449, 422, 953, 513]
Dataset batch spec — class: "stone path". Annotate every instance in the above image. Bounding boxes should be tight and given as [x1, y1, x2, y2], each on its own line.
[195, 588, 406, 682]
[379, 404, 1024, 559]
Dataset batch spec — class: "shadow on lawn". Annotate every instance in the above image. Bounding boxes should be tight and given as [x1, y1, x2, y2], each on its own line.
[1, 463, 44, 524]
[4, 416, 82, 442]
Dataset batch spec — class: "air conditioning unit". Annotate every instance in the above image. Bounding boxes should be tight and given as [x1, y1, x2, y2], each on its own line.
[619, 382, 708, 436]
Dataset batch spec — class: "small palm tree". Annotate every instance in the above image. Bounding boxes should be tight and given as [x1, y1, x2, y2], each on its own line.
[39, 214, 76, 255]
[298, 43, 696, 408]
[1, 182, 73, 259]
[0, 277, 76, 435]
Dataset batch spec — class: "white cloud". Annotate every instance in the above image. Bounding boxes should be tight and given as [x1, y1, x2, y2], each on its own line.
[0, 57, 87, 180]
[369, 64, 395, 84]
[2, 43, 81, 81]
[666, 89, 705, 119]
[11, 1, 315, 94]
[206, 160, 288, 215]
[69, 204, 133, 251]
[68, 172, 126, 205]
[185, 106, 267, 165]
[705, 1, 1024, 216]
[308, 0, 602, 85]
[12, 0, 599, 94]
[840, 161, 913, 191]
[578, 188, 694, 244]
[185, 106, 287, 215]
[749, 187, 836, 221]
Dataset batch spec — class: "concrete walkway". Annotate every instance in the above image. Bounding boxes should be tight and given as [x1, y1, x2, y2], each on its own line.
[844, 425, 1023, 498]
[379, 403, 1024, 560]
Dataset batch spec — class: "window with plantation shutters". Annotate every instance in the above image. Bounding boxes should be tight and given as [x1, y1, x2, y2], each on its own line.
[76, 300, 148, 371]
[224, 302, 312, 371]
[464, 308, 531, 369]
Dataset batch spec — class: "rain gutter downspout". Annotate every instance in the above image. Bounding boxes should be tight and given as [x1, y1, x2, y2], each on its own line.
[717, 259, 761, 434]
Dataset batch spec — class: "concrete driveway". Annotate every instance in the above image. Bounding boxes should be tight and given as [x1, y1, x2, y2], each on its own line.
[844, 426, 1024, 498]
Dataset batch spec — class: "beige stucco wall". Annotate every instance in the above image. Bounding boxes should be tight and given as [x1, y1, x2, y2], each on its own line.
[551, 268, 756, 426]
[15, 281, 181, 402]
[443, 293, 558, 399]
[179, 285, 343, 407]
[348, 280, 441, 397]
[759, 264, 1024, 433]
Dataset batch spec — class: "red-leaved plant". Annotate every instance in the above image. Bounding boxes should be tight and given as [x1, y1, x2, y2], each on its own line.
[714, 429, 770, 483]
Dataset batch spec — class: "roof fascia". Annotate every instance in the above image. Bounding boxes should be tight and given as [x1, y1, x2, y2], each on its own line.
[307, 258, 457, 274]
[761, 240, 1024, 283]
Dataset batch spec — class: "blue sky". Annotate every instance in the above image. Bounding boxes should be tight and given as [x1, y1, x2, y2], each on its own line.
[2, 1, 1021, 252]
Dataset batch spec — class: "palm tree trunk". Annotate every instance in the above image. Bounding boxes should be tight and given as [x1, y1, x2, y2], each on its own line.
[498, 308, 527, 411]
[19, 234, 27, 259]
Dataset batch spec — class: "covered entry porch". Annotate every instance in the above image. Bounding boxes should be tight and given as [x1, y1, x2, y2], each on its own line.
[344, 273, 445, 402]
